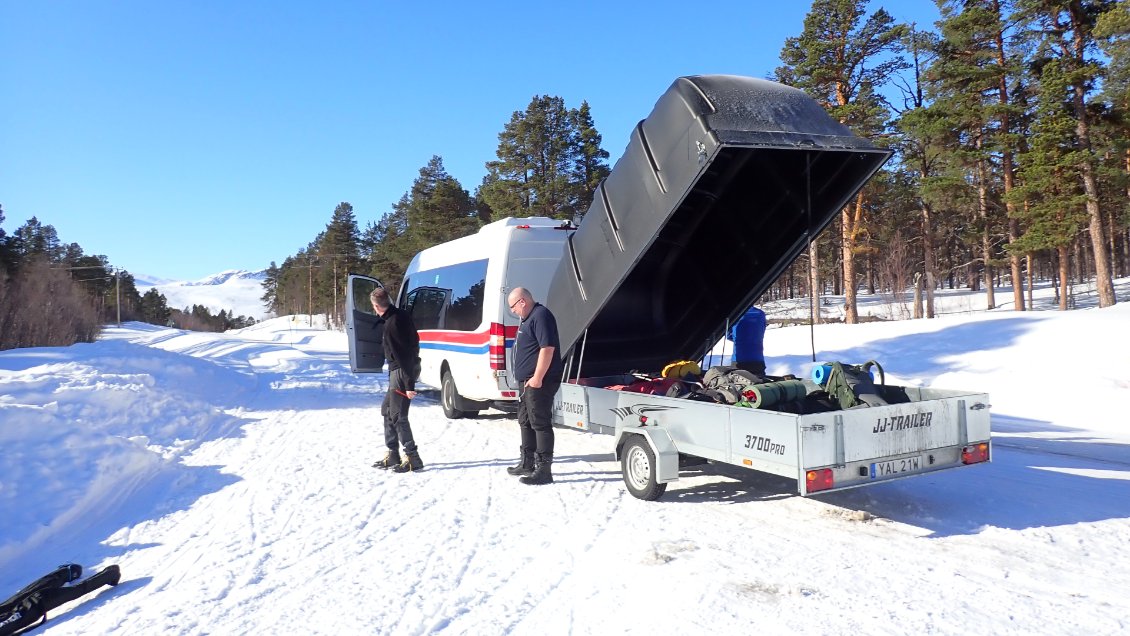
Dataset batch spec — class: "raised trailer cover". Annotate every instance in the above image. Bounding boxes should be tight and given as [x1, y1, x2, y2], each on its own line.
[547, 75, 891, 377]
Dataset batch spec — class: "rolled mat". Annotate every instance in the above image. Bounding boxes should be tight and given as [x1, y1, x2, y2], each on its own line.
[745, 380, 807, 409]
[811, 364, 834, 385]
[812, 362, 875, 385]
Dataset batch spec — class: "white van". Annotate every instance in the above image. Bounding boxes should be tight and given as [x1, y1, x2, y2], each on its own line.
[345, 216, 573, 418]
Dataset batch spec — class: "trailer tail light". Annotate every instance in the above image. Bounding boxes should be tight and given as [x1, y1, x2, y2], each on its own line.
[962, 443, 990, 464]
[489, 322, 506, 370]
[806, 468, 834, 493]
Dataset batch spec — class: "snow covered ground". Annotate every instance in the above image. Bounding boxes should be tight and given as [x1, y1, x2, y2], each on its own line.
[1, 281, 1129, 635]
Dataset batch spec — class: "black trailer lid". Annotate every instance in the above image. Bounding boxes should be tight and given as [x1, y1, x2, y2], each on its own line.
[545, 75, 891, 377]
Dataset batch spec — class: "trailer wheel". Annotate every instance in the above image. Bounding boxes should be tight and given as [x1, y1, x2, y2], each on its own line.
[621, 437, 667, 501]
[441, 370, 466, 419]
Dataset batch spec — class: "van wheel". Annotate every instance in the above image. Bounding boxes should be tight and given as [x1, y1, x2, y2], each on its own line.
[441, 370, 466, 419]
[621, 437, 667, 501]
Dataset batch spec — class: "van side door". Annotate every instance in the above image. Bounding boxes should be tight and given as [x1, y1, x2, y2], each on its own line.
[345, 274, 386, 373]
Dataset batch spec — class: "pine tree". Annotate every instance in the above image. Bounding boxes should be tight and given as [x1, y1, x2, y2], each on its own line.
[569, 101, 611, 217]
[776, 0, 907, 323]
[1019, 0, 1118, 306]
[0, 205, 11, 274]
[140, 288, 172, 325]
[13, 216, 64, 262]
[481, 96, 609, 222]
[260, 261, 281, 315]
[1012, 55, 1090, 308]
[892, 23, 946, 317]
[927, 0, 1026, 310]
[1094, 3, 1130, 276]
[405, 156, 480, 249]
[360, 203, 413, 297]
[316, 202, 364, 325]
[361, 157, 481, 299]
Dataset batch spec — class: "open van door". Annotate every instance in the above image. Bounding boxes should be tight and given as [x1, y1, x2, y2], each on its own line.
[345, 274, 385, 373]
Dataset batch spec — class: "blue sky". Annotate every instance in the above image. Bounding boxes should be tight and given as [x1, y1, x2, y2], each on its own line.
[1, 1, 939, 281]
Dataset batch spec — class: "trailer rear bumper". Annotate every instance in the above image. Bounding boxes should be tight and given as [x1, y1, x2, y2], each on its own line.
[800, 440, 992, 496]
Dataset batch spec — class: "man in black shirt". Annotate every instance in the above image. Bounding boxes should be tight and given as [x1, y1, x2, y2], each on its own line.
[506, 287, 563, 485]
[370, 287, 424, 473]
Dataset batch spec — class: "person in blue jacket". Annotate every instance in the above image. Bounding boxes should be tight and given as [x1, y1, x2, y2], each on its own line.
[728, 306, 767, 375]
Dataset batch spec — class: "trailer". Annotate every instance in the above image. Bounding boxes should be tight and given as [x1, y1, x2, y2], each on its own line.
[554, 377, 990, 500]
[542, 75, 992, 500]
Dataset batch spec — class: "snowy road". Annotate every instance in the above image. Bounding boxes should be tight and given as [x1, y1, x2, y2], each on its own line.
[2, 312, 1128, 635]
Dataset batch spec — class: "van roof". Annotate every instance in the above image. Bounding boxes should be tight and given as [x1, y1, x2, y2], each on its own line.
[406, 216, 573, 272]
[546, 75, 891, 377]
[478, 216, 571, 231]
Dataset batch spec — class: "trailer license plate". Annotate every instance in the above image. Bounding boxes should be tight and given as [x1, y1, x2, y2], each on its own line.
[871, 455, 922, 479]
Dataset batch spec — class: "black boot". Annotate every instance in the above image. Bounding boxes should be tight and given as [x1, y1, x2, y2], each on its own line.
[519, 457, 553, 485]
[507, 449, 535, 477]
[372, 449, 401, 469]
[393, 450, 424, 473]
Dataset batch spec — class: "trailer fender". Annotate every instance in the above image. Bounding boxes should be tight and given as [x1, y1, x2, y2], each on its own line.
[615, 427, 680, 484]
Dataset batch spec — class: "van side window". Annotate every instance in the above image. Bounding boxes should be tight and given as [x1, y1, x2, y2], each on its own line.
[448, 279, 485, 331]
[405, 287, 448, 330]
[402, 259, 487, 332]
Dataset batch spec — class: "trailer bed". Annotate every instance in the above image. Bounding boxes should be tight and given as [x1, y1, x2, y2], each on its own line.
[553, 381, 991, 498]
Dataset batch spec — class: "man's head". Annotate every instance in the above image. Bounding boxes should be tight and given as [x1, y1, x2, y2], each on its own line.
[507, 287, 534, 319]
[370, 287, 392, 315]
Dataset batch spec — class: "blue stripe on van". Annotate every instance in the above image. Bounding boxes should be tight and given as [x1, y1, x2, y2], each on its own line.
[418, 338, 514, 356]
[420, 342, 490, 355]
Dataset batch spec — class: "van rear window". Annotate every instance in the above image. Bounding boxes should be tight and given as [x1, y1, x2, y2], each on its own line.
[402, 259, 487, 332]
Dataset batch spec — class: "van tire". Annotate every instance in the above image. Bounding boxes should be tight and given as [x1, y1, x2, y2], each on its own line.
[621, 436, 667, 501]
[441, 369, 467, 419]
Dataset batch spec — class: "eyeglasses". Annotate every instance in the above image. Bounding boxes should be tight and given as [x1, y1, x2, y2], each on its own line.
[509, 298, 524, 310]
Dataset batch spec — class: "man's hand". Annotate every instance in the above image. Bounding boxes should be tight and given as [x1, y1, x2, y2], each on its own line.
[525, 377, 543, 389]
[406, 390, 417, 400]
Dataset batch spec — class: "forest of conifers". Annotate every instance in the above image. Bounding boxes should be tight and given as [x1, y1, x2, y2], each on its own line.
[263, 0, 1129, 327]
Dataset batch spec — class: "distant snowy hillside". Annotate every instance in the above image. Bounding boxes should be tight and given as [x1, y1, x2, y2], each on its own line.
[132, 274, 175, 287]
[138, 269, 269, 320]
[181, 269, 268, 287]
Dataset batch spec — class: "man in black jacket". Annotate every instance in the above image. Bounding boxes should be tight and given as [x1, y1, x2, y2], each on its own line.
[369, 287, 424, 473]
[506, 286, 563, 485]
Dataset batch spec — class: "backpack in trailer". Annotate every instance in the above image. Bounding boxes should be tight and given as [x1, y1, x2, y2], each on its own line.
[701, 365, 766, 405]
[818, 360, 888, 410]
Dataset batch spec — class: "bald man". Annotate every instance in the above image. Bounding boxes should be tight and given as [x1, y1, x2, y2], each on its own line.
[506, 286, 563, 485]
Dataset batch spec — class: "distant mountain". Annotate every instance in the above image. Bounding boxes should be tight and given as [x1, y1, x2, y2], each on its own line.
[133, 274, 176, 287]
[182, 269, 269, 287]
[137, 269, 270, 320]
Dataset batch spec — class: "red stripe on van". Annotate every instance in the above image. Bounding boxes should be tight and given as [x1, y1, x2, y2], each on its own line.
[417, 326, 518, 344]
[418, 330, 489, 345]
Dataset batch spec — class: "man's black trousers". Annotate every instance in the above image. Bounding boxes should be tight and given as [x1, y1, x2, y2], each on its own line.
[382, 367, 417, 453]
[518, 381, 559, 460]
